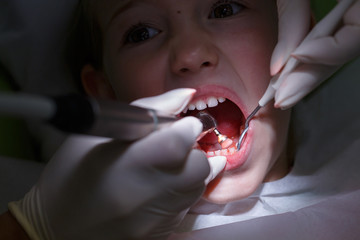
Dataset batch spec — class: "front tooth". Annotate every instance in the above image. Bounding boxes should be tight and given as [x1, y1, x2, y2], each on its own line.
[207, 151, 215, 157]
[218, 97, 226, 103]
[207, 97, 218, 108]
[188, 104, 196, 111]
[196, 100, 207, 110]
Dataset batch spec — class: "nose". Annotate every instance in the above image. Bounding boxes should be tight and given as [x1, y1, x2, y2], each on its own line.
[169, 30, 219, 76]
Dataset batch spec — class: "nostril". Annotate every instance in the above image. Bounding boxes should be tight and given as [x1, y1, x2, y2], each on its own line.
[202, 61, 211, 67]
[178, 61, 212, 74]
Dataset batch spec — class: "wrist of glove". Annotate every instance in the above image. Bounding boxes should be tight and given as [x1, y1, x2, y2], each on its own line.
[9, 186, 53, 240]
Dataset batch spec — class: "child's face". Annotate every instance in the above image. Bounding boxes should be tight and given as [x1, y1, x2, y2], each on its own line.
[84, 0, 292, 203]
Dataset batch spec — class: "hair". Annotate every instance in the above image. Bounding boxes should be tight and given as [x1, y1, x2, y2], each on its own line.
[66, 0, 103, 91]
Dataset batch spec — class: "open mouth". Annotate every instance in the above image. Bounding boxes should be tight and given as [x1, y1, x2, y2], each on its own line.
[180, 96, 246, 157]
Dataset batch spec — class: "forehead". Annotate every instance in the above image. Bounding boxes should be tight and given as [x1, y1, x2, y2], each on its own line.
[96, 0, 277, 29]
[94, 0, 131, 27]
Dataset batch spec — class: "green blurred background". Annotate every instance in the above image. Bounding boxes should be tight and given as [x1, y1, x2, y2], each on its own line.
[311, 0, 337, 21]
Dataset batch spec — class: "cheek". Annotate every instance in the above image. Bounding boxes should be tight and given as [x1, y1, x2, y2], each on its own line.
[218, 18, 277, 99]
[103, 45, 167, 102]
[113, 60, 165, 101]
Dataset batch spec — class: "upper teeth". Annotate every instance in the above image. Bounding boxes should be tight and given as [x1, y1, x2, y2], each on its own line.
[183, 97, 226, 114]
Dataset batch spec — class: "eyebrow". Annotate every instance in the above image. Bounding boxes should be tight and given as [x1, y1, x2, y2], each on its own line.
[107, 0, 134, 28]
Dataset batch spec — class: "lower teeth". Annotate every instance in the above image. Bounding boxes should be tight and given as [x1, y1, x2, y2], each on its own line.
[204, 134, 240, 157]
[206, 146, 237, 156]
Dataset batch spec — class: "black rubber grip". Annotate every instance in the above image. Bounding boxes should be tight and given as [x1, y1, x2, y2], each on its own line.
[48, 94, 95, 133]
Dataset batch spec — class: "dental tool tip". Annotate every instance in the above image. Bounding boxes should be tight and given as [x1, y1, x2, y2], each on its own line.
[236, 105, 261, 151]
[214, 128, 233, 149]
[236, 127, 248, 151]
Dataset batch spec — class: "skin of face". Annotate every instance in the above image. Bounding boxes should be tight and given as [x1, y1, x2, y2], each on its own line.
[82, 0, 292, 204]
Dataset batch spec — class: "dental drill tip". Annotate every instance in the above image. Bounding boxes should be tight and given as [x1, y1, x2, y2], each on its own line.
[213, 128, 221, 136]
[214, 128, 233, 149]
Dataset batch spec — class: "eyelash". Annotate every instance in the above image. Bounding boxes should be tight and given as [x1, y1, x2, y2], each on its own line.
[123, 22, 160, 45]
[209, 0, 245, 19]
[122, 0, 244, 45]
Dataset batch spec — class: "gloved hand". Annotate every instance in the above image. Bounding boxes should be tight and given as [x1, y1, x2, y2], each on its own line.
[8, 88, 226, 240]
[272, 0, 360, 109]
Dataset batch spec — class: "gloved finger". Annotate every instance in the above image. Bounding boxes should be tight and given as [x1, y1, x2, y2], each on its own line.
[144, 156, 226, 217]
[292, 0, 360, 66]
[205, 156, 227, 185]
[169, 149, 209, 191]
[40, 135, 116, 182]
[125, 117, 202, 170]
[175, 154, 227, 188]
[143, 155, 227, 232]
[131, 88, 196, 115]
[154, 149, 209, 212]
[274, 63, 339, 109]
[129, 185, 205, 239]
[154, 155, 227, 212]
[122, 150, 209, 221]
[271, 0, 311, 76]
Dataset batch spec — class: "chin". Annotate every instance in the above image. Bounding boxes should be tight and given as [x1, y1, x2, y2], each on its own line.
[203, 178, 261, 204]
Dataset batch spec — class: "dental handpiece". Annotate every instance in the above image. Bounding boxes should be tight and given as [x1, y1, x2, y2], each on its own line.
[0, 93, 217, 141]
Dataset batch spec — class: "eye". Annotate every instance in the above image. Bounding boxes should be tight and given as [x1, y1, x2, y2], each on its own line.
[125, 23, 160, 44]
[209, 1, 244, 19]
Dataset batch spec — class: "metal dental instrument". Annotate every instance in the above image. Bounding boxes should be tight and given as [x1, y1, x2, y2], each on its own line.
[236, 0, 355, 151]
[236, 105, 261, 150]
[214, 128, 233, 149]
[0, 93, 216, 141]
[196, 111, 217, 134]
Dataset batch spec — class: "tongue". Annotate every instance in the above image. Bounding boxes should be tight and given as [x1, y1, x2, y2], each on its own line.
[197, 100, 244, 144]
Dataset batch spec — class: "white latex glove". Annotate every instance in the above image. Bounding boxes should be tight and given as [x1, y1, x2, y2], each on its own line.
[271, 0, 312, 76]
[272, 0, 360, 109]
[8, 88, 226, 240]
